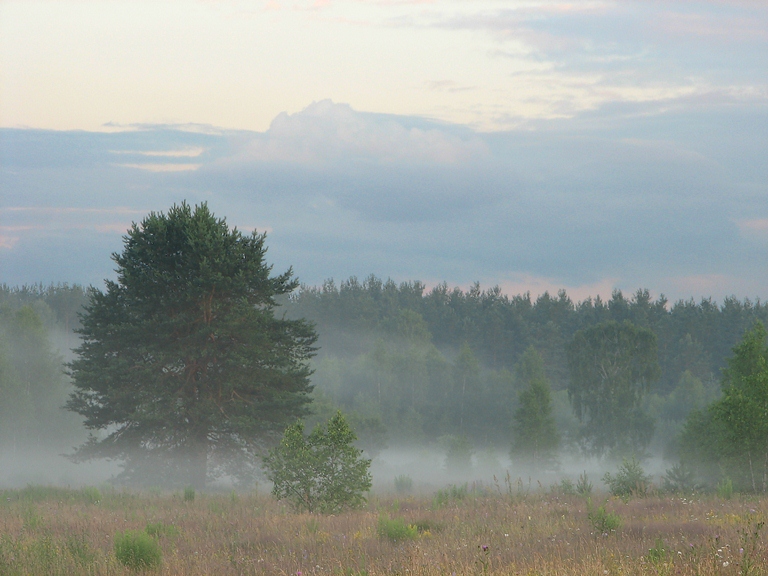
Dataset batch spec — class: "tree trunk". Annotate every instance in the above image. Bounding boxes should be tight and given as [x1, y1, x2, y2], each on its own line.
[749, 451, 756, 493]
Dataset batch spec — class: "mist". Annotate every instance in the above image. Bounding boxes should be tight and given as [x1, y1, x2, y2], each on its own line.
[0, 278, 756, 492]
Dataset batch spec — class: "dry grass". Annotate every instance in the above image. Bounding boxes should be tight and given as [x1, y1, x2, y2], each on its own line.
[1, 484, 767, 575]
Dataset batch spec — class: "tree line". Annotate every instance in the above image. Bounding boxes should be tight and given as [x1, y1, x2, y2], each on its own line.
[3, 203, 768, 491]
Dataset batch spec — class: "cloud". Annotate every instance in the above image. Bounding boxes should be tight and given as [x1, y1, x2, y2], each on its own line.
[115, 163, 202, 172]
[109, 147, 206, 158]
[0, 235, 19, 250]
[227, 100, 489, 166]
[495, 273, 619, 304]
[2, 97, 768, 302]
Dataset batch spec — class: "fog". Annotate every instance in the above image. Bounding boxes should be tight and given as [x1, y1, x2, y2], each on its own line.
[369, 446, 673, 496]
[1, 281, 758, 493]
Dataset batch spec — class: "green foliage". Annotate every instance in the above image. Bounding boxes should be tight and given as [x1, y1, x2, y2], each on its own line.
[65, 534, 95, 566]
[113, 529, 162, 570]
[680, 322, 768, 493]
[602, 457, 653, 499]
[263, 411, 372, 513]
[645, 537, 670, 564]
[0, 305, 82, 451]
[67, 202, 317, 488]
[586, 499, 621, 534]
[183, 486, 195, 502]
[376, 514, 419, 542]
[393, 475, 413, 494]
[557, 478, 576, 495]
[432, 483, 469, 509]
[717, 477, 734, 500]
[511, 348, 559, 469]
[661, 462, 698, 494]
[567, 320, 660, 457]
[576, 472, 593, 496]
[145, 522, 179, 538]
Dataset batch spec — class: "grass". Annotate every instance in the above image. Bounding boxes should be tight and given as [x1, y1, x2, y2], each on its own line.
[0, 484, 766, 574]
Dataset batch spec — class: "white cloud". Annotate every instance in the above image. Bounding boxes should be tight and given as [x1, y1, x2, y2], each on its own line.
[115, 163, 202, 172]
[109, 147, 206, 158]
[228, 100, 489, 166]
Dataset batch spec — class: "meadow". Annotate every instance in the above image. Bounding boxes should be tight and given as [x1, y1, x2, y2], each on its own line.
[0, 482, 766, 575]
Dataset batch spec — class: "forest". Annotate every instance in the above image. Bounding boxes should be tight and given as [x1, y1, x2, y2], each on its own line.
[1, 276, 765, 488]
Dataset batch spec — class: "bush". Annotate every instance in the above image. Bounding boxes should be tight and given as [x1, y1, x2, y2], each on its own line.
[602, 457, 652, 499]
[377, 514, 418, 542]
[183, 486, 195, 502]
[394, 475, 413, 494]
[432, 483, 468, 509]
[587, 499, 621, 534]
[716, 477, 734, 500]
[114, 530, 162, 570]
[557, 478, 576, 495]
[576, 472, 593, 496]
[263, 412, 372, 513]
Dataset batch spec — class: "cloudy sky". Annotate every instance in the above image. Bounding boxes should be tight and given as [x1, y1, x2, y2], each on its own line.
[1, 0, 767, 303]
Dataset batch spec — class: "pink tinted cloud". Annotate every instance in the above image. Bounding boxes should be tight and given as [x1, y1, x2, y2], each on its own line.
[495, 273, 618, 303]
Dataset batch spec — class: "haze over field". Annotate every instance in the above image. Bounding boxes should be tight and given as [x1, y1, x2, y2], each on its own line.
[1, 1, 767, 302]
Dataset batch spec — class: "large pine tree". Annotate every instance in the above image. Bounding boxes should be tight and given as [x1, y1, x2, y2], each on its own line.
[67, 203, 317, 488]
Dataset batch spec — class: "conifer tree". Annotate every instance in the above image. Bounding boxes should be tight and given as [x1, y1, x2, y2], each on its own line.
[511, 347, 559, 469]
[67, 203, 317, 488]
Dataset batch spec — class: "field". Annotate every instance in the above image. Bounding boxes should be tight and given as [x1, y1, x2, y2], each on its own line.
[1, 482, 766, 575]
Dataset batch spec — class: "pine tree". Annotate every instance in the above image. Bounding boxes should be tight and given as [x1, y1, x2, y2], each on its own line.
[511, 347, 559, 469]
[66, 203, 317, 488]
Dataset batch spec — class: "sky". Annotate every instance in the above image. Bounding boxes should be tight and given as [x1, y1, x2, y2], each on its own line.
[1, 0, 767, 304]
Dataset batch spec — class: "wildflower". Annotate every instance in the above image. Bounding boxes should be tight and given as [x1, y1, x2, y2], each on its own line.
[723, 562, 730, 567]
[482, 545, 489, 552]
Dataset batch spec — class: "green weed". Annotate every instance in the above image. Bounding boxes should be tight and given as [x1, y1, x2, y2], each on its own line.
[114, 529, 162, 570]
[377, 514, 418, 542]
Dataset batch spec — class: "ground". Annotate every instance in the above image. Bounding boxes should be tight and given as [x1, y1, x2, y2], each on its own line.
[0, 483, 766, 575]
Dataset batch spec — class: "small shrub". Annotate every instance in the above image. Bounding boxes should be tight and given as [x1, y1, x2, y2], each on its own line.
[602, 457, 652, 499]
[413, 519, 442, 534]
[394, 475, 413, 494]
[114, 530, 162, 570]
[557, 478, 576, 495]
[716, 477, 734, 500]
[432, 483, 468, 509]
[587, 499, 621, 534]
[183, 486, 195, 502]
[377, 514, 418, 542]
[576, 471, 593, 496]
